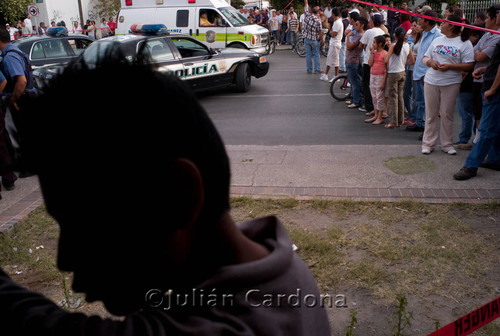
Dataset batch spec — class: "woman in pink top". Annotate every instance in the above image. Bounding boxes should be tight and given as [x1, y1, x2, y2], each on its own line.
[367, 35, 387, 125]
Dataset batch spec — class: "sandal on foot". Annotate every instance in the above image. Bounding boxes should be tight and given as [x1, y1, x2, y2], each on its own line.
[365, 111, 375, 116]
[384, 123, 398, 128]
[364, 117, 376, 123]
[372, 120, 384, 125]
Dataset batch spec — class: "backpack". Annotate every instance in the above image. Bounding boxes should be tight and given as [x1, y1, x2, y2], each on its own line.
[0, 49, 35, 94]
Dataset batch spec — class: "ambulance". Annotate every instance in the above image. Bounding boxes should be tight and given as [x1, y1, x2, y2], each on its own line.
[116, 0, 272, 55]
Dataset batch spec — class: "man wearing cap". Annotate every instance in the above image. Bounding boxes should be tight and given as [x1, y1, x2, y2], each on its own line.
[5, 24, 18, 41]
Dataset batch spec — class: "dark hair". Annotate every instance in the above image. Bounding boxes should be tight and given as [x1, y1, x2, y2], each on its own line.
[423, 10, 437, 26]
[22, 53, 231, 227]
[349, 11, 360, 21]
[341, 9, 348, 18]
[374, 35, 386, 47]
[393, 26, 406, 55]
[486, 6, 498, 21]
[468, 22, 485, 40]
[399, 13, 411, 23]
[447, 14, 468, 41]
[475, 11, 486, 21]
[0, 27, 10, 43]
[454, 8, 463, 18]
[332, 7, 340, 17]
[357, 17, 368, 29]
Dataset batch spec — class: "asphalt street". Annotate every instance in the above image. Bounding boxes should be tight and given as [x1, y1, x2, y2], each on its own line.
[197, 49, 462, 146]
[0, 47, 498, 232]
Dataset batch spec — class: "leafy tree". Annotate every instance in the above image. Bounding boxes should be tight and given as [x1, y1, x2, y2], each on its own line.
[91, 0, 121, 19]
[231, 0, 246, 9]
[0, 0, 33, 24]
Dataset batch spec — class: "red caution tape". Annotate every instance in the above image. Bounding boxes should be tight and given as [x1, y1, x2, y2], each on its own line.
[349, 0, 500, 35]
[426, 296, 500, 336]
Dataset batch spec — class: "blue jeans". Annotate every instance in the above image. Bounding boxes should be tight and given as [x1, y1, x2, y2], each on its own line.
[339, 41, 346, 72]
[413, 78, 425, 128]
[403, 68, 413, 120]
[289, 31, 297, 49]
[346, 62, 361, 106]
[465, 94, 500, 169]
[280, 23, 288, 44]
[456, 92, 474, 144]
[271, 30, 279, 42]
[304, 38, 320, 73]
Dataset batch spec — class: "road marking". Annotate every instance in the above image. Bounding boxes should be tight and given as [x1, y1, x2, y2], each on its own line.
[208, 93, 331, 98]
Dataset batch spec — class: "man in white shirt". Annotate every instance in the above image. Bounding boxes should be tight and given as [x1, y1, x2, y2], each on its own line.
[358, 14, 385, 113]
[324, 4, 332, 19]
[320, 8, 343, 81]
[5, 24, 18, 41]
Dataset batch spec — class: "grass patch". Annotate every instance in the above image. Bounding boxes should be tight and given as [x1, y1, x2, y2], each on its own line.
[384, 155, 437, 175]
[2, 198, 499, 334]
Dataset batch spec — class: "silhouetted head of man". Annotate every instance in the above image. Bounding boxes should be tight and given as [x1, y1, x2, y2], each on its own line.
[22, 57, 234, 316]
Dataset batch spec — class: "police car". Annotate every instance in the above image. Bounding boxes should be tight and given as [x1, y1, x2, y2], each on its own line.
[12, 27, 94, 70]
[35, 24, 269, 93]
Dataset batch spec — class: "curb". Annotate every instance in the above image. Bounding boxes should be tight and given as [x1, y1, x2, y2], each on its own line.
[231, 186, 500, 204]
[0, 189, 43, 233]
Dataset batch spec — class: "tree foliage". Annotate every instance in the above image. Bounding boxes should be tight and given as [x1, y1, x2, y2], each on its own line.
[91, 0, 121, 19]
[0, 0, 33, 24]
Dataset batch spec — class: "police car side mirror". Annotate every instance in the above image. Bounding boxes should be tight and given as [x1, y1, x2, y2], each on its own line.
[209, 47, 216, 55]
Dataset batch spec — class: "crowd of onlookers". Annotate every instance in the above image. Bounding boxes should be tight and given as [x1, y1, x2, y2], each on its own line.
[4, 16, 117, 40]
[319, 3, 500, 181]
[253, 1, 499, 181]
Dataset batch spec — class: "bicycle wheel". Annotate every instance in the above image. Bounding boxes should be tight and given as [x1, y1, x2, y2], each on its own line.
[330, 75, 351, 101]
[321, 35, 330, 57]
[295, 40, 306, 57]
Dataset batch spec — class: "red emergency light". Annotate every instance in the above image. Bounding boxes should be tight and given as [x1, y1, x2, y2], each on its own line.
[126, 0, 133, 5]
[188, 0, 196, 3]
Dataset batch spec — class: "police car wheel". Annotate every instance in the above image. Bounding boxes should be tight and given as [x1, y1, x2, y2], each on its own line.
[235, 63, 251, 93]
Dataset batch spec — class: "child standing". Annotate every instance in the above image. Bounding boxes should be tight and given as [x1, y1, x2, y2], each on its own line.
[384, 26, 414, 128]
[366, 35, 387, 125]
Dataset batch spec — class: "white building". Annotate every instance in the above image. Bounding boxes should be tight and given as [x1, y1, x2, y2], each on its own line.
[28, 0, 109, 29]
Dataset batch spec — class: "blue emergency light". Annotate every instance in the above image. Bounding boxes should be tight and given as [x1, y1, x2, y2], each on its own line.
[47, 27, 68, 37]
[130, 24, 169, 36]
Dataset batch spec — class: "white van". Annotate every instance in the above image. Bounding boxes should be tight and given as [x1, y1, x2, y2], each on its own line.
[116, 0, 271, 54]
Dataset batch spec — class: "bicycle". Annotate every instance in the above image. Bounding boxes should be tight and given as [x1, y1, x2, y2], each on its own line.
[293, 32, 306, 57]
[321, 32, 330, 57]
[330, 74, 351, 101]
[264, 32, 277, 55]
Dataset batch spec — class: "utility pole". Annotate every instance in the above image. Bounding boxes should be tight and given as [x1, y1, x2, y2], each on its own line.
[78, 0, 84, 28]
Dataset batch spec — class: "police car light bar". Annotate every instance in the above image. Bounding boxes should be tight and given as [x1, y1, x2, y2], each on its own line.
[126, 0, 133, 5]
[130, 24, 169, 36]
[47, 27, 68, 37]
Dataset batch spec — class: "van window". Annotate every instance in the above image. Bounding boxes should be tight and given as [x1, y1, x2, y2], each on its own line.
[199, 9, 221, 27]
[177, 10, 189, 27]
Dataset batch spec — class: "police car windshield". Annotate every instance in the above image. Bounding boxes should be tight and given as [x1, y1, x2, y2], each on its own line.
[82, 40, 136, 64]
[220, 7, 250, 27]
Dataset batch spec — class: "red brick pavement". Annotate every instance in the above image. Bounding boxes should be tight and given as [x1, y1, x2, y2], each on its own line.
[0, 186, 498, 233]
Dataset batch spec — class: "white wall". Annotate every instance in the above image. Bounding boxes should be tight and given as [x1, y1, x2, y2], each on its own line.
[28, 0, 100, 28]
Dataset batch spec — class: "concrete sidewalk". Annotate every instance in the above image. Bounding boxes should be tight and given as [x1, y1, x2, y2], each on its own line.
[0, 144, 499, 232]
[227, 144, 500, 203]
